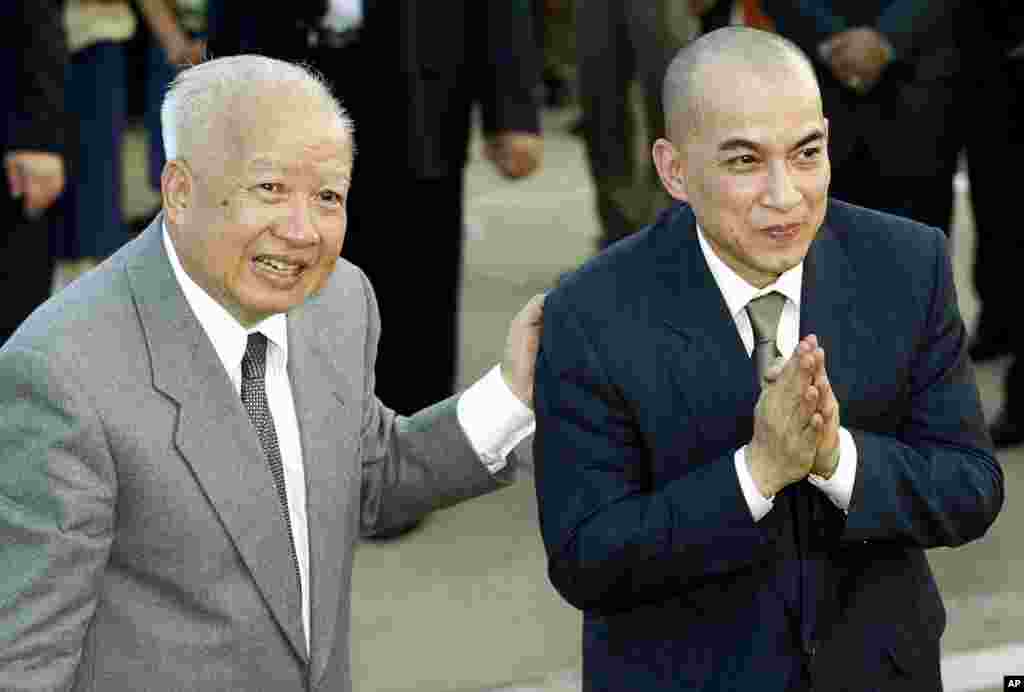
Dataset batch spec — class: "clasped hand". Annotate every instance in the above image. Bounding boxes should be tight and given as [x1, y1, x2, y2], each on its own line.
[818, 27, 893, 94]
[746, 335, 841, 498]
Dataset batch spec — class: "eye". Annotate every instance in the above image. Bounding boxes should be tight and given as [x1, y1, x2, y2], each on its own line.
[317, 189, 345, 206]
[725, 154, 758, 169]
[798, 146, 823, 162]
[257, 182, 285, 194]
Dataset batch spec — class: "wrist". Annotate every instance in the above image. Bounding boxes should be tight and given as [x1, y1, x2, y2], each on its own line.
[745, 445, 781, 499]
[813, 445, 840, 479]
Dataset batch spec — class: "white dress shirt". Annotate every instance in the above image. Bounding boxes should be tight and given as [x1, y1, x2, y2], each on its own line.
[695, 226, 857, 521]
[162, 226, 533, 653]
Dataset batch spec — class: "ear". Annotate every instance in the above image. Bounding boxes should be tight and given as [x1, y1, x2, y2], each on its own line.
[652, 137, 689, 202]
[161, 159, 194, 225]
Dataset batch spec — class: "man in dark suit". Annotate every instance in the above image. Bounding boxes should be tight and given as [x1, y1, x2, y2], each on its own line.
[533, 27, 1003, 691]
[0, 55, 541, 691]
[1, 2, 66, 343]
[762, 0, 961, 234]
[207, 0, 542, 416]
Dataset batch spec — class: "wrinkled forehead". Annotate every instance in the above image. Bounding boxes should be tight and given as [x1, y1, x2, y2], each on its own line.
[687, 58, 823, 144]
[214, 93, 353, 177]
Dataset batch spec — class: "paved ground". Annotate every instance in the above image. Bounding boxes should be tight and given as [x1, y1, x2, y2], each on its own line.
[122, 106, 1022, 692]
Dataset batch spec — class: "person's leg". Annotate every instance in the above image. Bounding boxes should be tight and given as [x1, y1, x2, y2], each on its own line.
[965, 59, 1020, 360]
[829, 79, 958, 235]
[67, 41, 129, 262]
[577, 0, 643, 248]
[987, 60, 1024, 447]
[341, 165, 465, 415]
[629, 0, 693, 226]
[0, 193, 55, 344]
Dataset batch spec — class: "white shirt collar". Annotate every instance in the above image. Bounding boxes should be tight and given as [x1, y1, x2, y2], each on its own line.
[162, 221, 289, 375]
[695, 223, 803, 319]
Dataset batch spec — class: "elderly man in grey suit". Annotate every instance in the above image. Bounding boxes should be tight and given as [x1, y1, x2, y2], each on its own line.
[0, 55, 542, 691]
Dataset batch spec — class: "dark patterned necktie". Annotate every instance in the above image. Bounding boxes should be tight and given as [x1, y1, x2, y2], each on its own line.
[747, 292, 786, 383]
[241, 332, 302, 598]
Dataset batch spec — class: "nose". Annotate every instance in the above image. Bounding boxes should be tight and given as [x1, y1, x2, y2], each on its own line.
[274, 195, 320, 246]
[761, 161, 801, 211]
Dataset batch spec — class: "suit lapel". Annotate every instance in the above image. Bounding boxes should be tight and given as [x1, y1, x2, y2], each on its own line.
[655, 206, 761, 451]
[799, 219, 864, 410]
[125, 219, 308, 663]
[285, 295, 353, 683]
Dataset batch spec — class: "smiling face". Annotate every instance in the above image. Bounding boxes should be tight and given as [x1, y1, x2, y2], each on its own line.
[657, 56, 830, 288]
[163, 89, 353, 326]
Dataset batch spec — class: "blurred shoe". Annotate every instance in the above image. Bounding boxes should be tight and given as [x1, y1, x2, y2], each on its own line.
[568, 116, 585, 138]
[363, 516, 425, 541]
[968, 322, 1012, 363]
[989, 408, 1024, 449]
[542, 72, 570, 108]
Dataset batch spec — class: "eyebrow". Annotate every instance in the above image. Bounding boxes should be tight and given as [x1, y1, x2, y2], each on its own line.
[246, 158, 352, 182]
[718, 129, 826, 154]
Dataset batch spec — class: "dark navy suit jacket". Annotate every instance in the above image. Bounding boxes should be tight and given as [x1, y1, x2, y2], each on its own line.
[534, 200, 1003, 691]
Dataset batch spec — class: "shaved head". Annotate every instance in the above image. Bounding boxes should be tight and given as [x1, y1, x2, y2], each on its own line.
[663, 26, 820, 141]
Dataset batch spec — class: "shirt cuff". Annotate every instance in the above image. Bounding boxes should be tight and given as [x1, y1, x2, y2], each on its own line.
[456, 365, 536, 474]
[322, 0, 363, 32]
[807, 427, 857, 512]
[734, 446, 775, 522]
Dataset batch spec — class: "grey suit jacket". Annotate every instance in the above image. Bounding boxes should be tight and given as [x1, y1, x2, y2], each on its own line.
[0, 218, 515, 691]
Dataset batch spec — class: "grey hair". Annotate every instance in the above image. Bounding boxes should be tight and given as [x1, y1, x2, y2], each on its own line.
[160, 54, 354, 163]
[662, 26, 818, 139]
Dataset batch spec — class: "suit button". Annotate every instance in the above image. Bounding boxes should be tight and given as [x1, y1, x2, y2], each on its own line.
[804, 641, 817, 658]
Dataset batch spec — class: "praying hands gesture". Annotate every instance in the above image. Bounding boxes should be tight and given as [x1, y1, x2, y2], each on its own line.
[746, 334, 841, 498]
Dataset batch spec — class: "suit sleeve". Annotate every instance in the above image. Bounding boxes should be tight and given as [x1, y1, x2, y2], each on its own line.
[761, 0, 847, 52]
[843, 228, 1004, 546]
[0, 348, 116, 691]
[352, 269, 514, 537]
[533, 293, 787, 616]
[875, 0, 958, 65]
[4, 1, 66, 154]
[472, 0, 541, 136]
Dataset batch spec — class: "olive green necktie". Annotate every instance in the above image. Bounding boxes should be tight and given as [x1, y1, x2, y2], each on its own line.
[746, 292, 786, 383]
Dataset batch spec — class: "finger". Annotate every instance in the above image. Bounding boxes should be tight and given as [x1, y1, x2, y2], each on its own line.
[22, 176, 49, 213]
[5, 157, 22, 199]
[762, 355, 786, 382]
[795, 383, 819, 424]
[523, 292, 546, 324]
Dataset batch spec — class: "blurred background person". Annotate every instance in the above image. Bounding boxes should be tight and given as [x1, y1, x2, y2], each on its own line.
[762, 0, 961, 236]
[533, 0, 576, 109]
[131, 0, 206, 234]
[575, 0, 699, 251]
[207, 1, 542, 418]
[2, 1, 67, 344]
[955, 2, 1024, 447]
[55, 0, 199, 290]
[54, 0, 136, 289]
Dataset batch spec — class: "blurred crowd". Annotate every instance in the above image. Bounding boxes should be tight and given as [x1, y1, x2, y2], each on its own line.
[4, 0, 1024, 445]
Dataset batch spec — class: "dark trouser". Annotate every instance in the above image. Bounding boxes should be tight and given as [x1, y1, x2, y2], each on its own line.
[342, 171, 465, 415]
[1, 191, 56, 345]
[313, 39, 467, 416]
[575, 0, 693, 247]
[965, 59, 1024, 413]
[824, 75, 959, 236]
[58, 41, 129, 261]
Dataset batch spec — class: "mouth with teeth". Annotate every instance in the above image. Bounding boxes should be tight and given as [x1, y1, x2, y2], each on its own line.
[252, 255, 305, 278]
